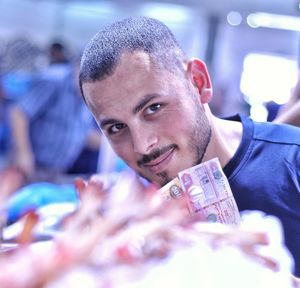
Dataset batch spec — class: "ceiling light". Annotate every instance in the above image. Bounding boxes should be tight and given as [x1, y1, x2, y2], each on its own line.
[66, 2, 116, 17]
[240, 53, 297, 105]
[140, 3, 192, 23]
[247, 12, 300, 31]
[227, 11, 242, 26]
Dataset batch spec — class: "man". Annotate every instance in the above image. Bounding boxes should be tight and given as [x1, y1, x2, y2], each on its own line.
[10, 58, 101, 180]
[79, 16, 300, 277]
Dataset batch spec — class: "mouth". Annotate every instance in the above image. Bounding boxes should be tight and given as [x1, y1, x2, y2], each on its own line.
[143, 147, 175, 174]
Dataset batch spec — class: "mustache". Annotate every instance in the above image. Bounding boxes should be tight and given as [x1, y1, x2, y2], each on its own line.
[137, 144, 177, 167]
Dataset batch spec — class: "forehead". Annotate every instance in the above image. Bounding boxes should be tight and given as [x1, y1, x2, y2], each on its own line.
[105, 51, 157, 92]
[83, 51, 181, 115]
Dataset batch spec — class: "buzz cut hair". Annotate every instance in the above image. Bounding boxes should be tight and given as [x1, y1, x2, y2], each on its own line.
[79, 16, 187, 98]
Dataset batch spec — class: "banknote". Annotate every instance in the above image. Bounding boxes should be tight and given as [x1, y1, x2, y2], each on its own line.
[159, 158, 240, 225]
[178, 158, 240, 225]
[159, 177, 184, 201]
[191, 197, 241, 224]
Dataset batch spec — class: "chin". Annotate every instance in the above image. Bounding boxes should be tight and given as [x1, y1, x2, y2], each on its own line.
[137, 171, 153, 184]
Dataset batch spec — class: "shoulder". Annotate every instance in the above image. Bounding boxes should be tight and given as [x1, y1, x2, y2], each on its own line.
[37, 64, 73, 87]
[228, 114, 300, 146]
[253, 120, 300, 146]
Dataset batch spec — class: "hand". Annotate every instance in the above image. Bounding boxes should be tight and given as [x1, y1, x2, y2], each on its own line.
[16, 150, 35, 178]
[0, 167, 26, 202]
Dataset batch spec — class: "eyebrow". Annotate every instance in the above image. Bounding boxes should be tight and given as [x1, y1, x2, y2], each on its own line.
[133, 94, 159, 114]
[100, 94, 160, 129]
[99, 118, 118, 130]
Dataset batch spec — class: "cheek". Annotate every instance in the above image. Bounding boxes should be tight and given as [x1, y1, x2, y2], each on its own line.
[164, 112, 194, 138]
[112, 142, 136, 165]
[159, 107, 188, 130]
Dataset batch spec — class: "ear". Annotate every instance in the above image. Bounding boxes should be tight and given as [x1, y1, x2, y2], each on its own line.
[187, 58, 212, 104]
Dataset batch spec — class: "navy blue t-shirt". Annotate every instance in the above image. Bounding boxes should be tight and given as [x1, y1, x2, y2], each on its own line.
[224, 114, 300, 276]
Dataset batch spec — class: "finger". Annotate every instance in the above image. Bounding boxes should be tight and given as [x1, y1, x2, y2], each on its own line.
[17, 210, 39, 245]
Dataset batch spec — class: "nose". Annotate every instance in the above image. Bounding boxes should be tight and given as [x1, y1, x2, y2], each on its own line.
[131, 125, 158, 154]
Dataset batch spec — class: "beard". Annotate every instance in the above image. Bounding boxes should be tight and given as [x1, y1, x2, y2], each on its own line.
[138, 103, 211, 187]
[156, 113, 211, 187]
[190, 103, 211, 166]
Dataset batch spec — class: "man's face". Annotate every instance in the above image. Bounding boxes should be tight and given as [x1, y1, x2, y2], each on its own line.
[83, 51, 211, 186]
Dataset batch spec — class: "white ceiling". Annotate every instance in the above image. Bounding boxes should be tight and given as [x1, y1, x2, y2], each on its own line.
[51, 0, 300, 17]
[162, 0, 300, 16]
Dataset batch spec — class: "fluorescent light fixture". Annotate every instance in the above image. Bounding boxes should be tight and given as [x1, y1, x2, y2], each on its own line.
[141, 3, 192, 23]
[240, 53, 297, 105]
[66, 2, 116, 17]
[247, 12, 300, 32]
[227, 11, 242, 26]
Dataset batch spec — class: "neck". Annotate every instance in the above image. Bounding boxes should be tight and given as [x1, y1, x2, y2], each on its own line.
[202, 114, 243, 168]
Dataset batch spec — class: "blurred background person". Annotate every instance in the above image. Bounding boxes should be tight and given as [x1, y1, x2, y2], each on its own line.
[9, 45, 101, 182]
[0, 38, 41, 170]
[49, 42, 69, 65]
[44, 41, 71, 79]
[274, 72, 300, 127]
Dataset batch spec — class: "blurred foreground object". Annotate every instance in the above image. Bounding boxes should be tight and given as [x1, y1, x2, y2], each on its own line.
[0, 171, 296, 287]
[6, 182, 78, 225]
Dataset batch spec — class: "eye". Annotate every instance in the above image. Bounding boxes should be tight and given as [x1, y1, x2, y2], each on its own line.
[108, 123, 126, 135]
[144, 103, 161, 115]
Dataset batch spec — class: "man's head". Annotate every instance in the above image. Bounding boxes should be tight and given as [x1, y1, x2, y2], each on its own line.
[49, 42, 69, 64]
[79, 17, 187, 96]
[80, 16, 213, 186]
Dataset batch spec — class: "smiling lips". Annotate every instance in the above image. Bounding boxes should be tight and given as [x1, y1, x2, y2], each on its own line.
[143, 147, 175, 173]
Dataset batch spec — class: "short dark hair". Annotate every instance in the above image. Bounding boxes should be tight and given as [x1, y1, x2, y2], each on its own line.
[79, 16, 187, 98]
[50, 42, 64, 51]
